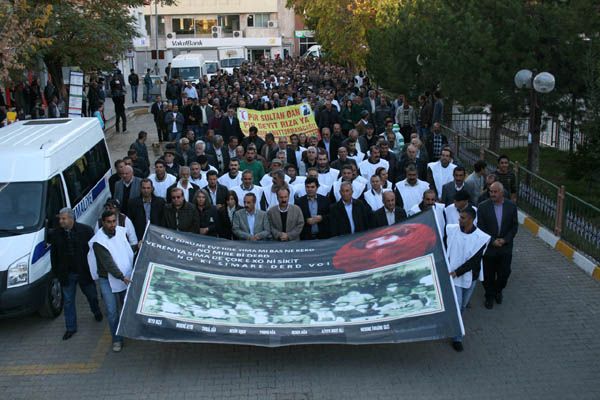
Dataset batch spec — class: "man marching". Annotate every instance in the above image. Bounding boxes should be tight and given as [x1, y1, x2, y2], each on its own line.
[445, 206, 490, 352]
[88, 210, 135, 353]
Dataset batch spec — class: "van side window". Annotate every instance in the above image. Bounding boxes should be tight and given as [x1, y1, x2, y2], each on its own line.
[46, 175, 66, 227]
[63, 140, 111, 206]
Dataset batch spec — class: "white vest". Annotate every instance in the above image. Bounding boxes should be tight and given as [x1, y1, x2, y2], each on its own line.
[427, 161, 456, 196]
[408, 203, 445, 237]
[218, 172, 242, 189]
[445, 224, 490, 289]
[333, 179, 366, 201]
[363, 188, 392, 211]
[87, 226, 134, 293]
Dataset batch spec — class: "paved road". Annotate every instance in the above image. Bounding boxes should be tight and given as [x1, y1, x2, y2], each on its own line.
[1, 114, 599, 400]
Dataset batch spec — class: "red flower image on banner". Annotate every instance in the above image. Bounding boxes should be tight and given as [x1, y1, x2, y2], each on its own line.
[332, 224, 437, 273]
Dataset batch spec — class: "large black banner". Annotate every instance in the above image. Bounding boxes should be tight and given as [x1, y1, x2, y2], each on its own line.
[118, 210, 463, 346]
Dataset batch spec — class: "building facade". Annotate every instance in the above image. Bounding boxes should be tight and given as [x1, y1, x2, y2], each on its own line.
[132, 0, 296, 74]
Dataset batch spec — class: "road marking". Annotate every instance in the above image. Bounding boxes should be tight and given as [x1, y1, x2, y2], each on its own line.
[0, 328, 111, 376]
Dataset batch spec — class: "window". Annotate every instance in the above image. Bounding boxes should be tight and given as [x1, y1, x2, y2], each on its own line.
[172, 17, 194, 35]
[151, 50, 165, 60]
[218, 15, 240, 33]
[45, 175, 66, 228]
[194, 18, 217, 35]
[254, 13, 270, 28]
[63, 140, 110, 206]
[144, 15, 152, 36]
[0, 182, 44, 233]
[144, 15, 165, 36]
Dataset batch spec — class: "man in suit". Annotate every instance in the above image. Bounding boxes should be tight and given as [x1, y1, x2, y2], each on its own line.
[318, 127, 342, 162]
[204, 170, 228, 209]
[296, 177, 330, 240]
[329, 181, 370, 236]
[164, 104, 185, 142]
[373, 191, 407, 227]
[440, 166, 468, 206]
[114, 165, 142, 217]
[477, 182, 519, 309]
[267, 187, 305, 241]
[232, 193, 272, 241]
[129, 179, 166, 240]
[207, 134, 231, 174]
[151, 96, 168, 142]
[220, 106, 244, 143]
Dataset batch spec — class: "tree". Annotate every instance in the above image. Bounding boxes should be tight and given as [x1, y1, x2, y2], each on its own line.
[286, 0, 398, 69]
[0, 0, 52, 85]
[366, 0, 600, 169]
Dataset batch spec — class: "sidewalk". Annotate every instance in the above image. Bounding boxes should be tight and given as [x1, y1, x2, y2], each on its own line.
[101, 88, 151, 133]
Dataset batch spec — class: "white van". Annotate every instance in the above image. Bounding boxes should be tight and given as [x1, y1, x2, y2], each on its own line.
[0, 118, 111, 318]
[204, 60, 220, 80]
[169, 54, 206, 84]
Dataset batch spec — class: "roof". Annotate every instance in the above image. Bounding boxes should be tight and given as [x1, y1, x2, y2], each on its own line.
[0, 118, 104, 182]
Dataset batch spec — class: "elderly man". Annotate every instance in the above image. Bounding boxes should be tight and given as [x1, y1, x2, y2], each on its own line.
[232, 193, 272, 241]
[47, 208, 102, 340]
[373, 191, 407, 227]
[262, 169, 295, 209]
[114, 165, 141, 216]
[161, 187, 200, 232]
[194, 139, 218, 169]
[267, 187, 305, 241]
[477, 182, 518, 309]
[166, 165, 199, 202]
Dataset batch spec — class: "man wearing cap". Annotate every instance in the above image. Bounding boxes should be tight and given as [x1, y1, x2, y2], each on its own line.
[445, 206, 490, 351]
[259, 158, 291, 187]
[47, 208, 102, 341]
[94, 199, 138, 246]
[148, 159, 177, 199]
[444, 189, 477, 226]
[162, 149, 181, 178]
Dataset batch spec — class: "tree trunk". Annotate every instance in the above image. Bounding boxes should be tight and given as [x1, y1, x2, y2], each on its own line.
[44, 56, 65, 100]
[489, 105, 504, 153]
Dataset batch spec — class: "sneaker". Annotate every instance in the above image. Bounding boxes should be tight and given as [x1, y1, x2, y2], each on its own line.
[112, 342, 123, 352]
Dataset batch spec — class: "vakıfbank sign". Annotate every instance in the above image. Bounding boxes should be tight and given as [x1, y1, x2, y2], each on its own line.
[167, 37, 282, 49]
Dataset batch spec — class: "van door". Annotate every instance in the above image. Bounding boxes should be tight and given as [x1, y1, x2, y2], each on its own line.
[45, 175, 67, 229]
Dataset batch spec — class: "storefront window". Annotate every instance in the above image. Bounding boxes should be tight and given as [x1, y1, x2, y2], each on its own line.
[218, 15, 240, 33]
[172, 17, 194, 35]
[195, 18, 217, 35]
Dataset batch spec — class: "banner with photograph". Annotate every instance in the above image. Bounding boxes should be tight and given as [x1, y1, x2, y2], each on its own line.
[117, 210, 463, 347]
[237, 104, 319, 139]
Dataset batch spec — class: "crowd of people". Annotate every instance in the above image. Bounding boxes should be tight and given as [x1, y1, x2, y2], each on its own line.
[48, 56, 518, 353]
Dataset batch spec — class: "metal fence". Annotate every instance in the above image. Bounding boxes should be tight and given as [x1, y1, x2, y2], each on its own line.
[442, 125, 600, 262]
[448, 113, 585, 151]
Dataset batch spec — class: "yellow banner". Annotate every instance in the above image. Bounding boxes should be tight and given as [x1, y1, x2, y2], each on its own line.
[237, 104, 319, 139]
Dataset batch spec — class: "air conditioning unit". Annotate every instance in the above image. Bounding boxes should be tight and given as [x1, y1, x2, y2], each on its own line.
[211, 26, 222, 37]
[233, 30, 242, 38]
[166, 32, 176, 40]
[267, 20, 278, 28]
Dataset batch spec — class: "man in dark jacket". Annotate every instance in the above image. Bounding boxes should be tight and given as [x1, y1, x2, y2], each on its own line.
[477, 182, 519, 309]
[128, 69, 139, 103]
[151, 96, 168, 142]
[296, 177, 330, 239]
[161, 187, 200, 232]
[373, 191, 407, 227]
[47, 208, 102, 340]
[329, 181, 370, 236]
[220, 106, 244, 143]
[129, 179, 166, 239]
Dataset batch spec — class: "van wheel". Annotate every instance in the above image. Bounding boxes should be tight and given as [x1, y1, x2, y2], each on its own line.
[39, 277, 63, 318]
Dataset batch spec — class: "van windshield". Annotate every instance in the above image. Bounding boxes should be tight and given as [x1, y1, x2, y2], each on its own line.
[171, 67, 200, 81]
[205, 62, 219, 73]
[0, 182, 44, 235]
[220, 58, 244, 68]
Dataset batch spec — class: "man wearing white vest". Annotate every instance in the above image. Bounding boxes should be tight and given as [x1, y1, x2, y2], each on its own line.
[88, 210, 134, 353]
[445, 206, 490, 352]
[427, 147, 456, 198]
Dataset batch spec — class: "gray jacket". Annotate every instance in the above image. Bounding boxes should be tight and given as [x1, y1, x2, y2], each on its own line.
[114, 177, 142, 205]
[232, 209, 272, 240]
[267, 204, 305, 241]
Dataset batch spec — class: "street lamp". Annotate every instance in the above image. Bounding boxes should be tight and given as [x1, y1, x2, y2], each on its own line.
[514, 69, 556, 173]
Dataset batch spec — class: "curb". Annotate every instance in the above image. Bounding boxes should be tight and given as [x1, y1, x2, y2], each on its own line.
[517, 210, 600, 281]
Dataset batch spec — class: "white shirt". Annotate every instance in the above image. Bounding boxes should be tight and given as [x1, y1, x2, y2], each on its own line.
[219, 172, 242, 189]
[385, 208, 396, 226]
[232, 185, 264, 207]
[190, 175, 208, 189]
[171, 112, 179, 133]
[427, 160, 457, 196]
[363, 188, 391, 211]
[184, 86, 198, 99]
[149, 173, 177, 199]
[395, 178, 430, 211]
[262, 185, 295, 208]
[343, 201, 355, 233]
[359, 158, 389, 180]
[317, 168, 339, 188]
[199, 105, 210, 123]
[176, 180, 194, 202]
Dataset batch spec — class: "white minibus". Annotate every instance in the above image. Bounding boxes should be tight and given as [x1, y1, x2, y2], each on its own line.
[0, 118, 111, 318]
